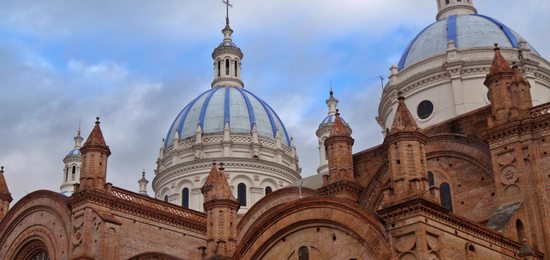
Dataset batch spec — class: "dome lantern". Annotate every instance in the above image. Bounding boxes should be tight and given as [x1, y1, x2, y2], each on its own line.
[436, 0, 477, 21]
[211, 1, 244, 88]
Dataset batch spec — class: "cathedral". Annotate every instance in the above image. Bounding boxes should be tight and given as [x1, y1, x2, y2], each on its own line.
[1, 0, 550, 259]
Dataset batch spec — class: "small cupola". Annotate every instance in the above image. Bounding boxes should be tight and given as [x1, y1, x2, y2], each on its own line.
[211, 1, 244, 88]
[436, 0, 477, 21]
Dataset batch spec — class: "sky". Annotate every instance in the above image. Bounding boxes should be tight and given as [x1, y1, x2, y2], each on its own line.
[0, 0, 549, 203]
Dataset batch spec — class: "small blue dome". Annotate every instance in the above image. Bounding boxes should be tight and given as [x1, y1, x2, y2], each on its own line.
[398, 14, 538, 70]
[320, 115, 348, 127]
[67, 148, 81, 156]
[165, 86, 291, 147]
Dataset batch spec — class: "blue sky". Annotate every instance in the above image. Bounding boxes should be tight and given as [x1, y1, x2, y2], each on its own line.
[0, 0, 549, 203]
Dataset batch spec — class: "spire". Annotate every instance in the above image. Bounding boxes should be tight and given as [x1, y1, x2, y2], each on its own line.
[390, 94, 419, 134]
[488, 44, 513, 76]
[0, 166, 12, 201]
[329, 110, 351, 137]
[436, 0, 477, 21]
[212, 0, 244, 88]
[202, 162, 235, 202]
[138, 170, 149, 196]
[326, 83, 339, 116]
[81, 117, 110, 154]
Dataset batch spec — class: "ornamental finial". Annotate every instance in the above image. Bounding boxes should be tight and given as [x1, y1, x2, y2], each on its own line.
[222, 0, 233, 25]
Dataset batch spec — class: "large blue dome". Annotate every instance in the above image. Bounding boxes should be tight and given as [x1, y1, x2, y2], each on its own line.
[165, 86, 290, 147]
[398, 14, 538, 70]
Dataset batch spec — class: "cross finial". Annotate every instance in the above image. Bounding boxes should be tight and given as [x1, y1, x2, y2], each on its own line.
[222, 0, 233, 25]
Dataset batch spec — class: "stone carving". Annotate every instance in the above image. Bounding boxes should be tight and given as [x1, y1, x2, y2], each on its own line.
[395, 232, 416, 253]
[500, 166, 519, 185]
[72, 215, 84, 249]
[496, 153, 515, 166]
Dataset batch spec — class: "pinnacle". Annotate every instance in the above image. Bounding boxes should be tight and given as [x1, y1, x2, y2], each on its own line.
[390, 94, 418, 134]
[489, 44, 513, 76]
[81, 117, 111, 155]
[330, 110, 351, 137]
[202, 162, 235, 201]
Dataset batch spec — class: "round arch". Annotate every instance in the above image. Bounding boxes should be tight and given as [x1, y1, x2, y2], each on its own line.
[0, 190, 71, 260]
[234, 196, 391, 259]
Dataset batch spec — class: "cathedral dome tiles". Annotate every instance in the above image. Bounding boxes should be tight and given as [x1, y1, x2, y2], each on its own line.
[399, 14, 538, 70]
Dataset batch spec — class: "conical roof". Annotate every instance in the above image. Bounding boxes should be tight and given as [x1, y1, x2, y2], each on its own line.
[81, 117, 111, 155]
[202, 163, 235, 201]
[390, 95, 419, 134]
[488, 45, 513, 76]
[329, 111, 351, 137]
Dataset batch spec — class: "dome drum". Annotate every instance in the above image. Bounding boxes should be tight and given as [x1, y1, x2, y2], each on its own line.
[153, 159, 298, 212]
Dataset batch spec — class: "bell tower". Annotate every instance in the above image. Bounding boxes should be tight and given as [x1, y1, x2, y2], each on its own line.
[436, 0, 477, 21]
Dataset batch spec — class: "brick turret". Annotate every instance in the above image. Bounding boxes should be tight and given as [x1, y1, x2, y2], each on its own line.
[324, 110, 355, 184]
[200, 162, 239, 259]
[382, 94, 435, 206]
[319, 110, 362, 201]
[78, 117, 111, 191]
[485, 45, 532, 127]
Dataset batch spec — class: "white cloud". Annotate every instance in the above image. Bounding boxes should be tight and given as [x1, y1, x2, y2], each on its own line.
[68, 60, 129, 80]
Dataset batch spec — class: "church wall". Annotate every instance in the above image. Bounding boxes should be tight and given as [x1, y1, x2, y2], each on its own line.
[69, 203, 205, 259]
[260, 225, 375, 260]
[382, 206, 522, 260]
[426, 156, 496, 223]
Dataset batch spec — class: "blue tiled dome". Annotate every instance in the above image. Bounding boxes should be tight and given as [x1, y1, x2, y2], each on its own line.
[398, 14, 538, 70]
[67, 148, 81, 156]
[165, 86, 290, 147]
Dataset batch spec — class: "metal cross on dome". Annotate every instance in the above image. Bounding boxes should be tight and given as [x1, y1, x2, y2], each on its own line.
[223, 0, 233, 23]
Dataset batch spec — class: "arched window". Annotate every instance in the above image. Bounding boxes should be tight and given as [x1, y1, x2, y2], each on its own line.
[225, 59, 230, 75]
[217, 60, 221, 77]
[439, 183, 453, 212]
[237, 183, 247, 206]
[234, 60, 238, 77]
[298, 246, 309, 260]
[71, 166, 76, 181]
[182, 188, 189, 208]
[164, 195, 169, 202]
[445, 0, 450, 4]
[30, 250, 49, 260]
[427, 171, 435, 187]
[516, 219, 526, 242]
[65, 167, 69, 182]
[265, 186, 273, 195]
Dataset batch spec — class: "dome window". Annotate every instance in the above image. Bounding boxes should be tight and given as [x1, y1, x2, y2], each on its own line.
[182, 188, 189, 208]
[237, 183, 247, 206]
[265, 186, 272, 195]
[417, 100, 434, 120]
